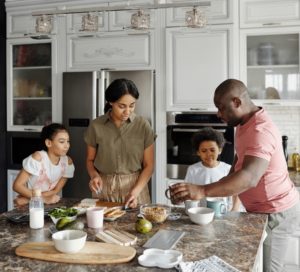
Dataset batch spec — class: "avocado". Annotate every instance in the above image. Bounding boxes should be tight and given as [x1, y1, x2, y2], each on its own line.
[56, 217, 74, 230]
[63, 220, 84, 230]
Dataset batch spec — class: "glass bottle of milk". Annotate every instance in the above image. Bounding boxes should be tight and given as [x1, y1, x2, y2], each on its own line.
[29, 189, 44, 229]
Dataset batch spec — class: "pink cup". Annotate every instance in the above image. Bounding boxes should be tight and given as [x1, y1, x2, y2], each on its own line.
[86, 207, 104, 229]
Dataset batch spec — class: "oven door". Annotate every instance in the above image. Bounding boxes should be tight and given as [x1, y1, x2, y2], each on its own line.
[167, 125, 234, 179]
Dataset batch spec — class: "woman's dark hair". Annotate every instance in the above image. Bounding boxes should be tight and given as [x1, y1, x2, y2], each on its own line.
[40, 123, 68, 150]
[104, 78, 139, 113]
[192, 127, 226, 152]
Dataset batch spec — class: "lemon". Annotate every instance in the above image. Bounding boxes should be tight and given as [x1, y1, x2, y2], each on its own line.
[135, 218, 152, 234]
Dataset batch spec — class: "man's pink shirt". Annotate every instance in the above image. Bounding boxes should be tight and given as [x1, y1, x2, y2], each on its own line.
[235, 108, 299, 213]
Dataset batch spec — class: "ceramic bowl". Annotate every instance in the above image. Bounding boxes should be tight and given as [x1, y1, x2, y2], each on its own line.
[140, 204, 171, 223]
[52, 230, 87, 254]
[187, 207, 215, 225]
[50, 215, 77, 225]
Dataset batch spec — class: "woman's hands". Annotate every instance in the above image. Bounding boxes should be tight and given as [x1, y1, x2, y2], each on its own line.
[125, 192, 138, 208]
[89, 175, 103, 195]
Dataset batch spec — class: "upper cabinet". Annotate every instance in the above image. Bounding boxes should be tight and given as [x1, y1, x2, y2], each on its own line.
[240, 26, 300, 105]
[166, 0, 234, 27]
[67, 31, 154, 70]
[240, 0, 300, 28]
[6, 37, 58, 131]
[7, 11, 57, 38]
[166, 24, 237, 111]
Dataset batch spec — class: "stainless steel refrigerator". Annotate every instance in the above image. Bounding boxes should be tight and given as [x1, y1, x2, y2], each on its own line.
[62, 70, 155, 198]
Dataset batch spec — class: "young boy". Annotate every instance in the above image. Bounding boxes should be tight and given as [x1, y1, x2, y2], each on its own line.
[185, 127, 241, 211]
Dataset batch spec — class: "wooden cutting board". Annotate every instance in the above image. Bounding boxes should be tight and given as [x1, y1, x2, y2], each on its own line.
[15, 241, 136, 264]
[96, 201, 125, 208]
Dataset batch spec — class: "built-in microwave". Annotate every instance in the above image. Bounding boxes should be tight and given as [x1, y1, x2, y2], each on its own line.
[167, 112, 235, 179]
[6, 132, 43, 169]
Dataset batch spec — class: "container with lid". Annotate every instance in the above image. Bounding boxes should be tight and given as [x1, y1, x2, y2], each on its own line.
[29, 189, 44, 229]
[258, 43, 277, 65]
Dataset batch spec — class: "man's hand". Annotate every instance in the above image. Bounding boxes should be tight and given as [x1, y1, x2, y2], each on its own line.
[170, 183, 204, 204]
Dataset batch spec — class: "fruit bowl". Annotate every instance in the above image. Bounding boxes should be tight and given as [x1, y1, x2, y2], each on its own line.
[140, 204, 171, 223]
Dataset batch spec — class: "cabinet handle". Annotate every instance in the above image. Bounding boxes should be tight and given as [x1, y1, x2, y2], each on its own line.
[189, 108, 208, 111]
[262, 102, 281, 106]
[24, 128, 39, 131]
[262, 23, 281, 26]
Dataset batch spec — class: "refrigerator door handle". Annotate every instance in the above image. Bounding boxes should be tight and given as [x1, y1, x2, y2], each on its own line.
[97, 70, 107, 116]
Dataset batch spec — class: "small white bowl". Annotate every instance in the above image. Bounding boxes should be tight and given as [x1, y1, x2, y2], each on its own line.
[187, 207, 215, 225]
[52, 230, 87, 254]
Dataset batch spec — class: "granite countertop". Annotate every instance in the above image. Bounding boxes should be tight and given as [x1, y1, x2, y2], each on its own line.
[0, 198, 267, 272]
[289, 170, 300, 187]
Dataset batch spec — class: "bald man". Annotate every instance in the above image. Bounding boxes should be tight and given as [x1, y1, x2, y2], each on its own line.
[171, 79, 300, 271]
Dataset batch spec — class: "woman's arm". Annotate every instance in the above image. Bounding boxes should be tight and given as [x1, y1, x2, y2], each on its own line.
[86, 145, 102, 193]
[125, 143, 154, 207]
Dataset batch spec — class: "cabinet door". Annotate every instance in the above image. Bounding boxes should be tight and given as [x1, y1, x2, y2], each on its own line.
[284, 232, 300, 271]
[240, 0, 300, 28]
[240, 27, 300, 105]
[7, 12, 57, 38]
[108, 0, 156, 31]
[7, 37, 58, 131]
[67, 32, 154, 70]
[7, 169, 20, 211]
[166, 25, 235, 111]
[166, 0, 233, 27]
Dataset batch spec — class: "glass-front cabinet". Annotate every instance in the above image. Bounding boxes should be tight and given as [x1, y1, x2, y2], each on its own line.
[7, 38, 57, 131]
[240, 27, 300, 105]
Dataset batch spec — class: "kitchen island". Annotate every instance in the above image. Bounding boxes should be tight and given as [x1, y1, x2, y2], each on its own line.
[0, 199, 267, 272]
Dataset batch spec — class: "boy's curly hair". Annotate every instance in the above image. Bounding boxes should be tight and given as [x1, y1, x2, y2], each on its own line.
[192, 127, 226, 152]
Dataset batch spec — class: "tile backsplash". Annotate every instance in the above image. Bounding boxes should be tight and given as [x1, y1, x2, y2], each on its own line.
[264, 106, 300, 154]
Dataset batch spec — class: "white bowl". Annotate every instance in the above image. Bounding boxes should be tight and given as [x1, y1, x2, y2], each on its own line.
[52, 230, 87, 254]
[187, 207, 215, 225]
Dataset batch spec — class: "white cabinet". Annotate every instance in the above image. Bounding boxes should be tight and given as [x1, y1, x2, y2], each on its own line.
[166, 25, 237, 111]
[240, 26, 300, 105]
[240, 0, 300, 28]
[166, 0, 234, 27]
[6, 37, 59, 131]
[67, 31, 154, 70]
[7, 169, 19, 211]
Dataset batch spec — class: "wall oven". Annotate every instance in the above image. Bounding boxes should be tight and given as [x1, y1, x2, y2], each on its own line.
[167, 112, 235, 179]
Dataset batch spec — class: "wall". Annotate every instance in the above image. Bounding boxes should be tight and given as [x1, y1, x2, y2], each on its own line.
[0, 0, 7, 213]
[265, 106, 300, 154]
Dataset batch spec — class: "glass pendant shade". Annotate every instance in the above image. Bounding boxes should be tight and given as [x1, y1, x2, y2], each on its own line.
[185, 7, 207, 28]
[81, 13, 99, 32]
[131, 9, 150, 29]
[35, 15, 53, 33]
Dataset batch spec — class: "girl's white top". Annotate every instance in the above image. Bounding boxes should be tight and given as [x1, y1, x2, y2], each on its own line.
[23, 150, 75, 192]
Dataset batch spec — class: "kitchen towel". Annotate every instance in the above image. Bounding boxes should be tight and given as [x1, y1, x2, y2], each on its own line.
[176, 255, 241, 272]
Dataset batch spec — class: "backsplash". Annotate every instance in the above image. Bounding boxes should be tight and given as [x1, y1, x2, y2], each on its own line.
[264, 106, 300, 154]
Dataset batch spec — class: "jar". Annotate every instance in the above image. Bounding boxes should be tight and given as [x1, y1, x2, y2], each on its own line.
[258, 43, 277, 65]
[292, 153, 300, 172]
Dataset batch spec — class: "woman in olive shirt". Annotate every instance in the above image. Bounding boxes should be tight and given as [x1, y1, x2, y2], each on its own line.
[85, 78, 155, 208]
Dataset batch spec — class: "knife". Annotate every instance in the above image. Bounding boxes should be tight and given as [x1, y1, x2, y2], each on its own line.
[121, 205, 139, 212]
